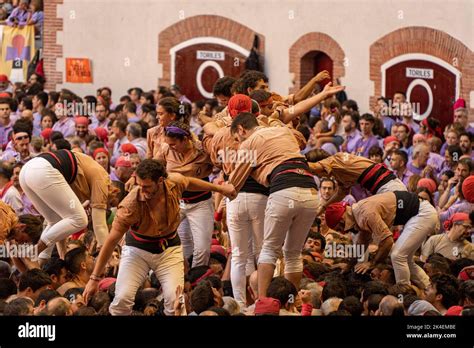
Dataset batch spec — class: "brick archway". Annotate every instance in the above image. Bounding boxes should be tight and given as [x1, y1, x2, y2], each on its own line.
[370, 26, 474, 114]
[158, 15, 264, 87]
[43, 0, 64, 91]
[289, 32, 346, 93]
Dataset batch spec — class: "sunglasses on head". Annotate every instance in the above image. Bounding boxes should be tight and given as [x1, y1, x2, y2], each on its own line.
[15, 135, 29, 141]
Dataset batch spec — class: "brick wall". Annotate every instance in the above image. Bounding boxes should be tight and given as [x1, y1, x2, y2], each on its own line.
[43, 0, 63, 91]
[158, 15, 264, 88]
[370, 26, 474, 115]
[289, 32, 346, 94]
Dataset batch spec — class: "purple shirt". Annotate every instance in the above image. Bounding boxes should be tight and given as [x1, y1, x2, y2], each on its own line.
[0, 121, 13, 147]
[406, 161, 423, 176]
[91, 118, 109, 130]
[354, 135, 379, 158]
[6, 7, 29, 26]
[33, 112, 42, 137]
[20, 192, 40, 216]
[344, 130, 362, 154]
[397, 168, 414, 186]
[52, 117, 76, 138]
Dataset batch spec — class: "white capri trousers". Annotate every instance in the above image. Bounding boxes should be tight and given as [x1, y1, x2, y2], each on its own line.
[377, 178, 407, 194]
[258, 187, 318, 274]
[19, 157, 88, 259]
[390, 200, 439, 289]
[110, 245, 184, 316]
[177, 197, 214, 268]
[227, 192, 267, 308]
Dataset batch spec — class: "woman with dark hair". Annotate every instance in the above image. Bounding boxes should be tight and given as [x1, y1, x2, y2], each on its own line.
[163, 121, 214, 268]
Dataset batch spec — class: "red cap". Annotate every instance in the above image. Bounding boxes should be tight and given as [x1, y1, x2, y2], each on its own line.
[94, 127, 108, 143]
[40, 128, 53, 140]
[228, 94, 252, 118]
[254, 297, 281, 315]
[120, 143, 138, 154]
[75, 116, 89, 126]
[453, 98, 466, 111]
[0, 92, 11, 98]
[462, 175, 474, 203]
[443, 212, 469, 230]
[93, 147, 109, 159]
[458, 266, 474, 281]
[383, 135, 400, 147]
[115, 156, 131, 168]
[325, 202, 348, 229]
[417, 178, 437, 194]
[0, 74, 9, 82]
[445, 305, 463, 316]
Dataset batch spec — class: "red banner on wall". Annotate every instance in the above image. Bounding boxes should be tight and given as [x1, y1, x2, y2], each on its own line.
[65, 58, 92, 83]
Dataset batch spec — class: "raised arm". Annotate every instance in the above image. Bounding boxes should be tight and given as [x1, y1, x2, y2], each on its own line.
[280, 83, 345, 124]
[293, 70, 331, 104]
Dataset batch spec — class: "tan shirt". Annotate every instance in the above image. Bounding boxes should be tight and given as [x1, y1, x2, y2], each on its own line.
[228, 126, 305, 192]
[203, 126, 239, 176]
[348, 191, 396, 245]
[421, 234, 474, 260]
[71, 152, 111, 210]
[213, 107, 232, 129]
[0, 200, 18, 243]
[162, 141, 212, 179]
[112, 173, 187, 238]
[146, 125, 166, 160]
[309, 153, 374, 190]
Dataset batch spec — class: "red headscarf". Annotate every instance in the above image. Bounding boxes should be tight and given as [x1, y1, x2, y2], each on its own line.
[75, 116, 89, 126]
[120, 143, 138, 155]
[462, 175, 474, 203]
[40, 128, 53, 140]
[417, 178, 437, 194]
[325, 202, 348, 229]
[93, 147, 109, 159]
[228, 94, 252, 118]
[94, 127, 109, 144]
[443, 212, 469, 230]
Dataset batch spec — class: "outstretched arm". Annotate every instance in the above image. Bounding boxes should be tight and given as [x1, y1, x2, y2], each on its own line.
[293, 70, 331, 104]
[280, 83, 345, 124]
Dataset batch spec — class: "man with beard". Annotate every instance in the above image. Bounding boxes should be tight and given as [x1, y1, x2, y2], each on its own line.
[83, 159, 236, 315]
[74, 117, 93, 152]
[459, 132, 474, 160]
[340, 110, 361, 153]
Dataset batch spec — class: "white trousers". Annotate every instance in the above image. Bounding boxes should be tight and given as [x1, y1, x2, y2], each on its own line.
[390, 200, 438, 289]
[19, 157, 88, 259]
[110, 245, 184, 316]
[227, 192, 267, 308]
[258, 187, 318, 273]
[377, 178, 407, 193]
[177, 197, 214, 268]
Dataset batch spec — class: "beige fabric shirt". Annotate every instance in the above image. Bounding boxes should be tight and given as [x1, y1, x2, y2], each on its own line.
[146, 125, 166, 160]
[309, 153, 374, 190]
[162, 141, 213, 179]
[0, 201, 18, 243]
[112, 173, 187, 238]
[228, 126, 305, 192]
[71, 152, 111, 210]
[349, 191, 396, 245]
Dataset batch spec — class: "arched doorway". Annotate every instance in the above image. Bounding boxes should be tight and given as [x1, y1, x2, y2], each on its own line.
[158, 15, 265, 99]
[383, 54, 460, 127]
[171, 38, 249, 101]
[370, 27, 474, 125]
[300, 51, 333, 88]
[289, 32, 345, 93]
